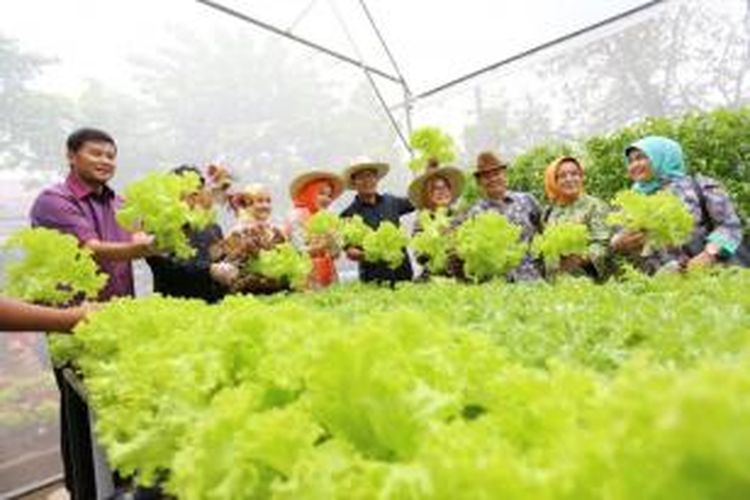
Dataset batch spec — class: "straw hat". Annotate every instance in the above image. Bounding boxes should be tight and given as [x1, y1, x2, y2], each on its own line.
[408, 165, 465, 209]
[288, 170, 345, 200]
[341, 157, 390, 189]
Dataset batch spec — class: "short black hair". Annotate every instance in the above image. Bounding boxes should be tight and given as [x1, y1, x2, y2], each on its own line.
[172, 164, 205, 186]
[66, 128, 117, 153]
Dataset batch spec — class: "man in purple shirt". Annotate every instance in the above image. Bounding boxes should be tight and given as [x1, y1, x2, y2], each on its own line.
[29, 128, 154, 499]
[31, 128, 154, 299]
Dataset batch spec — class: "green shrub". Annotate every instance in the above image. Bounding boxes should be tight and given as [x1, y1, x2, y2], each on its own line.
[504, 107, 750, 225]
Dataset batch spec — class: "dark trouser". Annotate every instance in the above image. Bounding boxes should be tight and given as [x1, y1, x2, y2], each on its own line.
[54, 367, 97, 500]
[360, 253, 414, 285]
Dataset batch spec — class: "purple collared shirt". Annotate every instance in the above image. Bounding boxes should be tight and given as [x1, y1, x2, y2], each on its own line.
[30, 172, 134, 300]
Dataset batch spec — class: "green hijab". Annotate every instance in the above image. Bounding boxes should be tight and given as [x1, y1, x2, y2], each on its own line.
[625, 136, 687, 194]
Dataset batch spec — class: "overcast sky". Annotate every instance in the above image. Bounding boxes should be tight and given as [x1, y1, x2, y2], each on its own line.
[1, 0, 649, 97]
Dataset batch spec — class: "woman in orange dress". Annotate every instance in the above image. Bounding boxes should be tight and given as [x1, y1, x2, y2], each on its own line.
[285, 171, 345, 289]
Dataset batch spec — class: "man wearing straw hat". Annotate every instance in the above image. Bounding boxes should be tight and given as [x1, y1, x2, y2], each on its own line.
[457, 150, 544, 281]
[340, 159, 415, 283]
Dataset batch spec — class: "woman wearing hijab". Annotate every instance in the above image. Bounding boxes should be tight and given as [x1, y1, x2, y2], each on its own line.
[611, 136, 744, 272]
[228, 183, 284, 237]
[211, 183, 287, 293]
[543, 156, 611, 279]
[285, 171, 345, 288]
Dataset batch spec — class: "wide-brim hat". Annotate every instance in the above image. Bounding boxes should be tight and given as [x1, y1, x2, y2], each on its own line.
[407, 166, 465, 209]
[289, 170, 345, 201]
[473, 151, 509, 178]
[342, 158, 390, 189]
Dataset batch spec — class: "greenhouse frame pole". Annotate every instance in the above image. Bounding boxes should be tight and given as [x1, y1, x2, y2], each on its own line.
[392, 0, 667, 109]
[196, 0, 413, 153]
[326, 0, 412, 154]
[195, 0, 401, 84]
[357, 0, 414, 138]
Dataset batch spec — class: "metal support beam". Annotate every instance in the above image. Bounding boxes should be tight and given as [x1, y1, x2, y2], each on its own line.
[196, 0, 402, 84]
[357, 0, 414, 139]
[327, 0, 412, 153]
[362, 67, 413, 154]
[286, 0, 318, 33]
[393, 0, 667, 108]
[357, 0, 411, 93]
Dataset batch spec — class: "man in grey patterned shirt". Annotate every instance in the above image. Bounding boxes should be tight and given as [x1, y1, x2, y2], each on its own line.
[456, 151, 544, 281]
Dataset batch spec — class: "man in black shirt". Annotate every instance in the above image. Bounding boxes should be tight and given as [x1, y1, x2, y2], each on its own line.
[340, 160, 415, 283]
[146, 166, 227, 303]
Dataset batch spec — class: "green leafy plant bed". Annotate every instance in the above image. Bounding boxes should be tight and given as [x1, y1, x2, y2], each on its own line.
[65, 269, 750, 499]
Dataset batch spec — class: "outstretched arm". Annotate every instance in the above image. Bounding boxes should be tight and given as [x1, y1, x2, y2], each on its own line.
[0, 297, 89, 333]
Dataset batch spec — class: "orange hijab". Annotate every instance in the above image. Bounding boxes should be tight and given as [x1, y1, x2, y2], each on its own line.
[544, 156, 584, 206]
[291, 179, 337, 287]
[293, 179, 331, 215]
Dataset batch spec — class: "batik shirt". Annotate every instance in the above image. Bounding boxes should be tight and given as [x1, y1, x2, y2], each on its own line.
[545, 193, 611, 277]
[456, 191, 543, 281]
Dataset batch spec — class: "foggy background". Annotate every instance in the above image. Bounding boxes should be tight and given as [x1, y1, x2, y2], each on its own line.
[1, 0, 749, 495]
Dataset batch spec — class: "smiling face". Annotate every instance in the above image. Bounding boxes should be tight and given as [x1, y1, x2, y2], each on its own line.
[316, 182, 334, 210]
[249, 189, 272, 222]
[627, 148, 653, 182]
[352, 168, 379, 197]
[426, 175, 453, 209]
[67, 140, 117, 188]
[477, 166, 507, 201]
[556, 160, 583, 200]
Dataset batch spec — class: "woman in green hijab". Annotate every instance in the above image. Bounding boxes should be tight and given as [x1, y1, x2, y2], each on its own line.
[611, 136, 744, 272]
